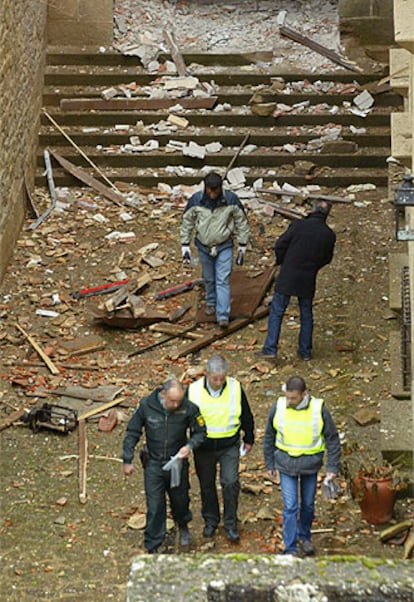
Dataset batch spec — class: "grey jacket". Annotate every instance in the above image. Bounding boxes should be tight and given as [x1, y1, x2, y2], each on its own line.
[263, 395, 341, 476]
[180, 189, 249, 251]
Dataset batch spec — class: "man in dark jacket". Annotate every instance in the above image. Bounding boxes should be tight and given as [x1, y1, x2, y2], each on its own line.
[180, 172, 250, 328]
[258, 199, 336, 360]
[187, 355, 254, 542]
[122, 377, 206, 553]
[264, 375, 340, 556]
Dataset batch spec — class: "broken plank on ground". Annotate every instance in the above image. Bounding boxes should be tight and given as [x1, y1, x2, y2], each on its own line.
[172, 305, 270, 359]
[50, 384, 124, 402]
[60, 97, 218, 111]
[149, 322, 202, 338]
[0, 409, 26, 432]
[49, 150, 128, 207]
[56, 334, 106, 357]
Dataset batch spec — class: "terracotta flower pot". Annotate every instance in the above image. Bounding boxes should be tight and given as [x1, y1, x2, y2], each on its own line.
[353, 475, 397, 525]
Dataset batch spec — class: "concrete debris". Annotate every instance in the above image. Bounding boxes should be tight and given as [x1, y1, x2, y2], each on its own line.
[183, 141, 206, 159]
[353, 89, 375, 111]
[226, 167, 246, 187]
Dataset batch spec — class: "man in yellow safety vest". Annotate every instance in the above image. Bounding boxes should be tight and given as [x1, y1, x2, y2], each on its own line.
[264, 375, 340, 556]
[188, 355, 254, 542]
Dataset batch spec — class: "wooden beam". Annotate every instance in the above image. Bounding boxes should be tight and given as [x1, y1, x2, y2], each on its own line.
[50, 150, 127, 207]
[59, 97, 218, 111]
[0, 409, 26, 432]
[279, 25, 359, 72]
[78, 419, 88, 504]
[172, 305, 270, 359]
[163, 30, 187, 77]
[15, 323, 60, 375]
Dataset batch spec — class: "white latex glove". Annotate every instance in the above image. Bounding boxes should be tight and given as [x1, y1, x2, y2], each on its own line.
[181, 245, 191, 263]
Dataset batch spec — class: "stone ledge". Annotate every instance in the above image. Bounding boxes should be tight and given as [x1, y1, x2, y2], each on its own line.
[126, 554, 414, 601]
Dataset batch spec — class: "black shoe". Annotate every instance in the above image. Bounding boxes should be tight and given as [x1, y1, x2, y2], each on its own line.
[203, 524, 217, 538]
[255, 350, 277, 360]
[299, 539, 315, 555]
[147, 547, 158, 554]
[218, 319, 229, 329]
[179, 525, 192, 546]
[225, 528, 240, 542]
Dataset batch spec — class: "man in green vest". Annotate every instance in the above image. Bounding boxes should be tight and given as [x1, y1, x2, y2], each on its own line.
[187, 355, 255, 542]
[264, 376, 340, 556]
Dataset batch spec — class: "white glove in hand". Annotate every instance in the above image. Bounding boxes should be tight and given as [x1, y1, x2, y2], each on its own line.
[236, 245, 246, 266]
[181, 245, 191, 263]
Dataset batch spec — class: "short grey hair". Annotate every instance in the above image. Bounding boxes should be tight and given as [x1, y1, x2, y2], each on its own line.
[162, 376, 183, 393]
[206, 355, 228, 375]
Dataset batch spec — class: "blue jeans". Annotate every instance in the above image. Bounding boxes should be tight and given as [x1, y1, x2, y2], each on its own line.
[198, 246, 233, 321]
[279, 471, 317, 553]
[262, 292, 313, 358]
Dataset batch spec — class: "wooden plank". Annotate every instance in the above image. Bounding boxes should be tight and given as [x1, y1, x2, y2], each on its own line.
[0, 409, 26, 432]
[78, 398, 125, 421]
[163, 30, 187, 77]
[172, 305, 270, 358]
[60, 96, 218, 111]
[149, 322, 201, 338]
[51, 384, 124, 402]
[15, 323, 60, 375]
[49, 150, 127, 207]
[78, 419, 88, 504]
[279, 25, 359, 72]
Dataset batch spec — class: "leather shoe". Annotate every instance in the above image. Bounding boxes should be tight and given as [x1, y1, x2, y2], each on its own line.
[218, 319, 229, 328]
[147, 547, 158, 554]
[205, 305, 215, 316]
[179, 525, 191, 546]
[225, 528, 240, 542]
[203, 524, 216, 538]
[255, 350, 277, 360]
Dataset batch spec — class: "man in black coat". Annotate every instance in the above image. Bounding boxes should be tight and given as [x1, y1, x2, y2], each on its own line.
[258, 200, 336, 360]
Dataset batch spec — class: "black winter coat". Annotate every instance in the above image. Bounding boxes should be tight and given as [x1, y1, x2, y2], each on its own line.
[274, 211, 336, 299]
[122, 388, 207, 464]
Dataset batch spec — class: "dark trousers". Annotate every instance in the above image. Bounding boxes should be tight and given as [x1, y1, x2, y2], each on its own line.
[194, 444, 240, 531]
[144, 458, 192, 551]
[263, 292, 313, 358]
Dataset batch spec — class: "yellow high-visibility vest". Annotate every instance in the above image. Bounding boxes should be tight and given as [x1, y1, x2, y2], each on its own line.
[273, 396, 325, 456]
[188, 377, 242, 439]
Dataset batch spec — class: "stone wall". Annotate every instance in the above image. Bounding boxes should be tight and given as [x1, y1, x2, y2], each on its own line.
[47, 0, 113, 46]
[338, 0, 395, 46]
[0, 2, 48, 283]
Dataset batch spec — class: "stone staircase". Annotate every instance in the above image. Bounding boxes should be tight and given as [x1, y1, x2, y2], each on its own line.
[37, 47, 403, 190]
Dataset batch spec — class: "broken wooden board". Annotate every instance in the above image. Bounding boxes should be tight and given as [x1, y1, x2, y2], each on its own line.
[279, 25, 359, 72]
[195, 265, 276, 323]
[60, 97, 218, 111]
[50, 150, 127, 207]
[87, 301, 168, 329]
[56, 334, 106, 357]
[103, 279, 139, 313]
[15, 323, 60, 375]
[149, 322, 202, 339]
[173, 304, 270, 359]
[78, 398, 125, 421]
[163, 29, 187, 76]
[0, 409, 26, 432]
[50, 384, 124, 402]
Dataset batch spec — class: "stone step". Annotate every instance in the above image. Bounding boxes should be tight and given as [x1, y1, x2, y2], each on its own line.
[39, 49, 400, 189]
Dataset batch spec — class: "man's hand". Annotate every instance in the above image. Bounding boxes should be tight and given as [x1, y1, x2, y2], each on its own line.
[241, 443, 253, 455]
[236, 246, 246, 265]
[181, 245, 191, 263]
[123, 463, 134, 476]
[177, 445, 191, 459]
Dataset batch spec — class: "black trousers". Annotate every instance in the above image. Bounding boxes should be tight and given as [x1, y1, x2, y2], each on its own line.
[194, 444, 240, 531]
[143, 458, 191, 551]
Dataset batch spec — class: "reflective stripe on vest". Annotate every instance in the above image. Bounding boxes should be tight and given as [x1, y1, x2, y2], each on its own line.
[188, 377, 242, 438]
[273, 396, 325, 456]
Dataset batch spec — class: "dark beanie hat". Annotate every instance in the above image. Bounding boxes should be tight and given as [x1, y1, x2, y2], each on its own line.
[204, 172, 223, 189]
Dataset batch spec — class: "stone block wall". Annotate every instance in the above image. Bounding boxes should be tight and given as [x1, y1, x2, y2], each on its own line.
[0, 2, 48, 283]
[338, 0, 395, 46]
[47, 0, 113, 46]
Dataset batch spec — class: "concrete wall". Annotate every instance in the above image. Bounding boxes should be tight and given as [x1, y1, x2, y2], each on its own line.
[339, 0, 395, 46]
[0, 2, 48, 283]
[47, 0, 114, 46]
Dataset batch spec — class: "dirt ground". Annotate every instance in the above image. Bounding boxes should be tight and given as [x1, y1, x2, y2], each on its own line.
[0, 178, 413, 601]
